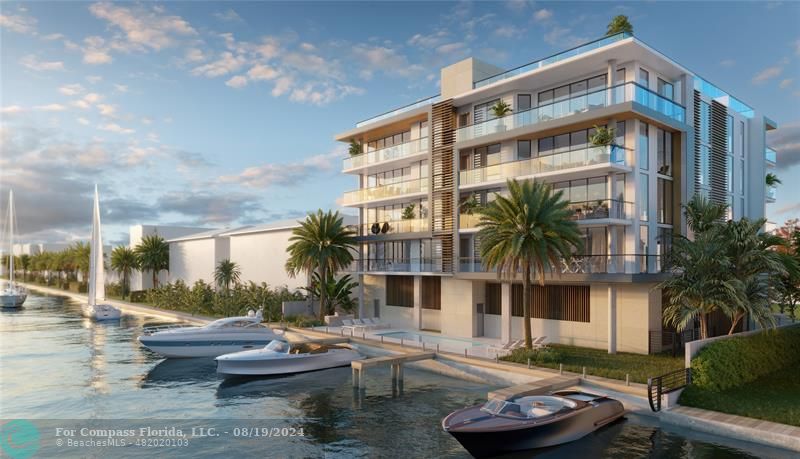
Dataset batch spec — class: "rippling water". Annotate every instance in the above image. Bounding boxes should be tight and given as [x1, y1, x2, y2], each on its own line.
[0, 293, 793, 458]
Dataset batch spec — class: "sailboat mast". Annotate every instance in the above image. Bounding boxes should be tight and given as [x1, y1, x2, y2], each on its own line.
[8, 190, 14, 284]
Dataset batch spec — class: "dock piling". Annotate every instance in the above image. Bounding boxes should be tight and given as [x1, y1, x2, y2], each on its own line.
[559, 363, 563, 375]
[626, 374, 630, 386]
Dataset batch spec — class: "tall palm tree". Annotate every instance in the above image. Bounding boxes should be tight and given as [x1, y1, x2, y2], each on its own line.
[477, 179, 582, 348]
[214, 259, 241, 293]
[134, 235, 169, 289]
[70, 242, 91, 282]
[18, 254, 30, 281]
[303, 272, 359, 316]
[286, 210, 356, 320]
[606, 15, 633, 36]
[110, 246, 138, 299]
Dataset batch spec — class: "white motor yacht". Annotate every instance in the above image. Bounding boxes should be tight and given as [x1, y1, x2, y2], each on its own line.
[138, 310, 282, 358]
[1, 190, 27, 308]
[82, 185, 121, 321]
[215, 339, 361, 377]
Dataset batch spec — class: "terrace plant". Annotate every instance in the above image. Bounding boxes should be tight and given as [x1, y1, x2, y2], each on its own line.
[606, 15, 633, 36]
[348, 140, 363, 156]
[766, 172, 782, 187]
[401, 203, 416, 220]
[460, 195, 480, 215]
[589, 125, 615, 147]
[490, 100, 513, 118]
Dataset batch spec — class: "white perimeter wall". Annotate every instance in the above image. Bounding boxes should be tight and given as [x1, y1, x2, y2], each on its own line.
[228, 229, 304, 290]
[129, 225, 209, 290]
[169, 238, 230, 286]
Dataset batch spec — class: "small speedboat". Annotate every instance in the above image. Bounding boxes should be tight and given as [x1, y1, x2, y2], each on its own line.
[215, 339, 361, 377]
[138, 310, 282, 358]
[443, 390, 625, 458]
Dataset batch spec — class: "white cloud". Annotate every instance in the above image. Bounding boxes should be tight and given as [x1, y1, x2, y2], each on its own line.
[534, 9, 553, 22]
[113, 84, 128, 93]
[141, 117, 153, 125]
[77, 117, 90, 125]
[41, 33, 64, 41]
[300, 42, 316, 52]
[72, 93, 103, 110]
[86, 75, 103, 84]
[247, 64, 279, 81]
[271, 76, 293, 96]
[34, 104, 66, 112]
[214, 9, 242, 22]
[89, 2, 196, 52]
[436, 42, 466, 54]
[225, 75, 248, 88]
[219, 148, 343, 188]
[184, 48, 206, 63]
[779, 78, 794, 89]
[1, 106, 24, 114]
[82, 36, 113, 64]
[0, 12, 37, 34]
[351, 44, 424, 79]
[752, 65, 783, 84]
[98, 122, 135, 135]
[20, 55, 64, 71]
[494, 25, 524, 38]
[59, 83, 85, 96]
[191, 51, 246, 77]
[407, 31, 448, 49]
[97, 104, 116, 117]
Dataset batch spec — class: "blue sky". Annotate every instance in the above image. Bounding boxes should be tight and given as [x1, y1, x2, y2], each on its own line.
[1, 1, 799, 245]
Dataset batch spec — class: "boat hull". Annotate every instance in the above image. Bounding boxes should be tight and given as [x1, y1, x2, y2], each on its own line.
[139, 336, 276, 358]
[0, 293, 26, 308]
[82, 303, 121, 320]
[216, 349, 361, 376]
[444, 396, 624, 458]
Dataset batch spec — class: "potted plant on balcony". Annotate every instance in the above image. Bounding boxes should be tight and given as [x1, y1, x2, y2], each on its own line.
[348, 139, 363, 156]
[401, 203, 416, 220]
[490, 100, 513, 133]
[460, 195, 480, 215]
[588, 125, 621, 163]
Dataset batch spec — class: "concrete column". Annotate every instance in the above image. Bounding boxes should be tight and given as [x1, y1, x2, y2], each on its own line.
[608, 284, 617, 354]
[608, 171, 618, 273]
[607, 59, 617, 105]
[413, 275, 422, 330]
[501, 283, 512, 343]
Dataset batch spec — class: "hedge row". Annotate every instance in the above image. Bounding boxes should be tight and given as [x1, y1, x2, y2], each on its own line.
[691, 325, 800, 392]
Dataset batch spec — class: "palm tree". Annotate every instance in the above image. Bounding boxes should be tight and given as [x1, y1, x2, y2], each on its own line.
[134, 235, 169, 289]
[490, 100, 513, 118]
[348, 140, 363, 156]
[477, 179, 582, 348]
[18, 254, 30, 281]
[606, 15, 633, 36]
[286, 210, 357, 320]
[303, 272, 359, 316]
[684, 194, 728, 234]
[766, 172, 782, 187]
[214, 259, 241, 293]
[70, 242, 91, 282]
[110, 246, 138, 299]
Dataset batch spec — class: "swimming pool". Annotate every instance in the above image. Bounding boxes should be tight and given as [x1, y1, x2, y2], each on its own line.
[376, 330, 488, 348]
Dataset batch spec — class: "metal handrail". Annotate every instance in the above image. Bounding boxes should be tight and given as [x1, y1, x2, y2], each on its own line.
[647, 368, 691, 412]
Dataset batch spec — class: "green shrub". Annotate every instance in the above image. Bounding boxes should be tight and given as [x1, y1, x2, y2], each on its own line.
[690, 325, 800, 392]
[105, 282, 123, 298]
[284, 315, 324, 328]
[129, 290, 148, 303]
[68, 281, 87, 293]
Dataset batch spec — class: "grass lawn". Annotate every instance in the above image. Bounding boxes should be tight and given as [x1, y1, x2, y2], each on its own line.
[501, 344, 684, 384]
[679, 367, 800, 426]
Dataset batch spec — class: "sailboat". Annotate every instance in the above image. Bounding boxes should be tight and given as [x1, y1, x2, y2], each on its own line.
[1, 190, 27, 308]
[82, 185, 121, 320]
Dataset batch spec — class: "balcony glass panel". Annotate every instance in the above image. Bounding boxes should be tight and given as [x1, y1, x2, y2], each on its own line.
[459, 146, 625, 187]
[345, 258, 443, 273]
[765, 147, 777, 164]
[342, 178, 428, 205]
[458, 254, 662, 274]
[356, 95, 440, 128]
[361, 218, 429, 236]
[344, 137, 429, 170]
[767, 185, 777, 200]
[456, 82, 685, 143]
[459, 199, 632, 230]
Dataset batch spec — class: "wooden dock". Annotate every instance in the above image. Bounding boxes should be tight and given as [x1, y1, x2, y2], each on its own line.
[487, 375, 580, 401]
[351, 352, 435, 389]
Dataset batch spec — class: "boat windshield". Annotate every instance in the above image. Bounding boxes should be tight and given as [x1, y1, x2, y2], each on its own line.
[206, 318, 258, 329]
[264, 340, 290, 353]
[480, 396, 577, 419]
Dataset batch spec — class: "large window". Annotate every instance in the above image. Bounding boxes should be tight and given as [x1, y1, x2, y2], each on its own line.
[511, 285, 590, 322]
[727, 115, 734, 154]
[552, 175, 611, 204]
[367, 130, 412, 152]
[656, 128, 672, 176]
[485, 283, 502, 315]
[538, 126, 601, 157]
[517, 140, 531, 160]
[386, 276, 414, 307]
[474, 99, 500, 124]
[421, 277, 441, 310]
[639, 122, 649, 170]
[657, 78, 674, 100]
[517, 94, 531, 111]
[640, 173, 649, 221]
[638, 68, 650, 88]
[537, 74, 607, 119]
[657, 178, 673, 224]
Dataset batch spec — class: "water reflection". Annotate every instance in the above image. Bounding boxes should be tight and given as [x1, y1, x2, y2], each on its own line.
[143, 358, 219, 387]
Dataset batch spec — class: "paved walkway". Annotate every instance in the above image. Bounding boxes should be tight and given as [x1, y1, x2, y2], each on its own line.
[20, 282, 215, 325]
[661, 405, 800, 452]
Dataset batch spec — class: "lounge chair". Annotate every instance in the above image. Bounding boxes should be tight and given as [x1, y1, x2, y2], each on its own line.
[365, 317, 390, 330]
[489, 339, 523, 356]
[341, 319, 357, 332]
[532, 336, 548, 349]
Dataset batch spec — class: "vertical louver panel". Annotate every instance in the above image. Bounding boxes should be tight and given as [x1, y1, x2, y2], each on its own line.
[693, 90, 703, 194]
[709, 101, 728, 206]
[431, 99, 455, 273]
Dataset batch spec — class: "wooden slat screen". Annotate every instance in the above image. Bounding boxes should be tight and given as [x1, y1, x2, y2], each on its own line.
[421, 277, 441, 310]
[386, 275, 414, 307]
[485, 283, 501, 315]
[693, 90, 703, 194]
[709, 100, 728, 206]
[431, 99, 456, 272]
[511, 284, 590, 322]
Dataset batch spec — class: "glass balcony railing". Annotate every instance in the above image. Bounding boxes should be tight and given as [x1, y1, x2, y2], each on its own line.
[344, 258, 443, 273]
[767, 185, 777, 201]
[356, 95, 440, 128]
[459, 199, 632, 230]
[343, 137, 429, 171]
[458, 254, 663, 275]
[361, 218, 429, 236]
[474, 32, 632, 89]
[765, 147, 777, 165]
[342, 177, 428, 205]
[459, 146, 625, 187]
[456, 82, 685, 143]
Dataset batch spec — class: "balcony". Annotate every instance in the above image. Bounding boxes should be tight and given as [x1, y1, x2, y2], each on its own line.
[361, 218, 429, 237]
[455, 82, 686, 144]
[767, 185, 777, 202]
[343, 137, 429, 172]
[459, 254, 663, 275]
[765, 147, 777, 166]
[345, 258, 443, 274]
[356, 94, 440, 128]
[459, 145, 627, 189]
[459, 199, 633, 231]
[342, 177, 428, 206]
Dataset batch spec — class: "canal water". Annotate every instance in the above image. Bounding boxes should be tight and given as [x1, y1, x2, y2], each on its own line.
[0, 292, 793, 458]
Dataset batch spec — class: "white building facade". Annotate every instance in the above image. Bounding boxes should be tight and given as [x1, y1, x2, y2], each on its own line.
[129, 224, 210, 290]
[335, 33, 777, 354]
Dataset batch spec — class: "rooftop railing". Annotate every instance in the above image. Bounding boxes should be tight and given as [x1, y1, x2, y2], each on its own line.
[342, 177, 428, 206]
[356, 95, 440, 128]
[474, 32, 632, 89]
[765, 147, 777, 165]
[343, 137, 429, 171]
[456, 82, 685, 143]
[459, 145, 625, 187]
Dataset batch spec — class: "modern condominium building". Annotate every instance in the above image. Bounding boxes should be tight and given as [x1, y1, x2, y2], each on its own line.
[335, 33, 778, 354]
